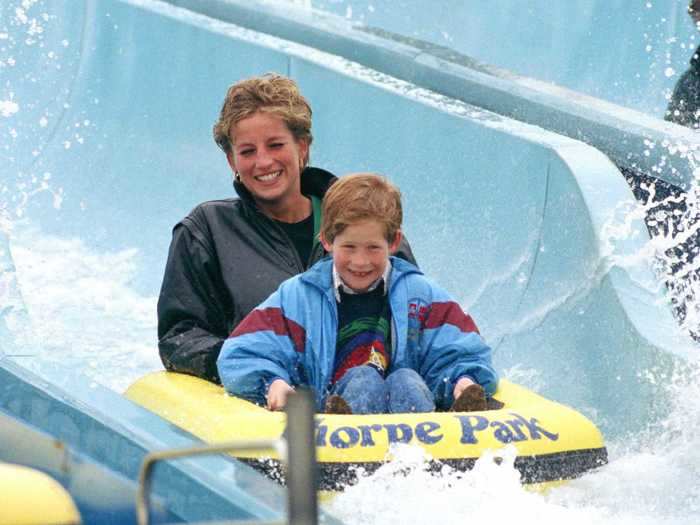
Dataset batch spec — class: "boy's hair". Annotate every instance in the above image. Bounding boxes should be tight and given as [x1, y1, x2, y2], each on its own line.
[213, 73, 313, 159]
[321, 173, 403, 244]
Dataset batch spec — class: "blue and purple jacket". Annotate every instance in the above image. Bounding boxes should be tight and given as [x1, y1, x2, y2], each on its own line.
[217, 256, 498, 410]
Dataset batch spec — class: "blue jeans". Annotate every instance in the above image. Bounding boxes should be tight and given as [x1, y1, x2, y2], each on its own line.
[331, 365, 435, 414]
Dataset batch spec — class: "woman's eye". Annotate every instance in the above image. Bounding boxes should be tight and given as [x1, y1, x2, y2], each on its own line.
[270, 142, 284, 149]
[239, 149, 254, 156]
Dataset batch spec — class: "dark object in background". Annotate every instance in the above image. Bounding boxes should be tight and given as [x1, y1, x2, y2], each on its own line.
[665, 1, 700, 128]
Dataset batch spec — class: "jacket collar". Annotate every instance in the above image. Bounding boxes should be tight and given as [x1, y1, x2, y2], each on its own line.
[332, 260, 392, 302]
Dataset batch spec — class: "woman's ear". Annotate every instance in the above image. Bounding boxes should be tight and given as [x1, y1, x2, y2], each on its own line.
[389, 230, 403, 254]
[297, 138, 310, 170]
[226, 151, 241, 181]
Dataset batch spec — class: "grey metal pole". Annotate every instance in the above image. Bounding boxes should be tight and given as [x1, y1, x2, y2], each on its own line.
[135, 439, 284, 525]
[285, 388, 318, 525]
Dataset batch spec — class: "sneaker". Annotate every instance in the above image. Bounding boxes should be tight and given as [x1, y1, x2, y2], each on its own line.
[324, 394, 353, 414]
[450, 384, 487, 412]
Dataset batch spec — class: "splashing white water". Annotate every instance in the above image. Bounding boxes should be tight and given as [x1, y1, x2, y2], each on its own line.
[0, 99, 19, 117]
[640, 151, 700, 338]
[9, 223, 162, 391]
[597, 141, 700, 341]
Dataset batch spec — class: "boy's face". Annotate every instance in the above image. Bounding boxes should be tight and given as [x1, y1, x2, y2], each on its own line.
[321, 219, 402, 293]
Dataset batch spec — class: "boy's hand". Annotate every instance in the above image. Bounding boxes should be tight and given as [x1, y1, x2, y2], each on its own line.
[453, 376, 476, 399]
[267, 379, 295, 411]
[451, 376, 487, 412]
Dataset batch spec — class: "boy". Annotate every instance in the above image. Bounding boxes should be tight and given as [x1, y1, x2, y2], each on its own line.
[217, 174, 498, 414]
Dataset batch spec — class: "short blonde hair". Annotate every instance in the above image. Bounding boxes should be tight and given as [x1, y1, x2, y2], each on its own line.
[321, 173, 403, 244]
[213, 73, 313, 159]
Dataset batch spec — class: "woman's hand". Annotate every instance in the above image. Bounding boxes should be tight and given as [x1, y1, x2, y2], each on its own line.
[267, 379, 295, 411]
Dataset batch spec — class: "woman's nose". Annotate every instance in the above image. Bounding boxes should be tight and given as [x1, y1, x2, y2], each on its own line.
[256, 149, 274, 167]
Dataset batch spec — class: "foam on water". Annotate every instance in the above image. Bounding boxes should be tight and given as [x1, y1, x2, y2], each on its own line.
[8, 222, 162, 392]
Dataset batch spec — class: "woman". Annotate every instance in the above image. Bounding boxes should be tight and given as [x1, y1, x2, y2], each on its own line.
[157, 74, 416, 383]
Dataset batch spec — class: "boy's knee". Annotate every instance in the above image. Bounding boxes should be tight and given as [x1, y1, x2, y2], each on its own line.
[386, 368, 434, 413]
[387, 367, 423, 386]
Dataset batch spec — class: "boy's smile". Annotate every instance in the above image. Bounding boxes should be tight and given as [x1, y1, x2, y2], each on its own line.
[321, 219, 402, 293]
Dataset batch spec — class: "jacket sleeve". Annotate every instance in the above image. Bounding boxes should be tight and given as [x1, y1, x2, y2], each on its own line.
[216, 287, 305, 406]
[416, 284, 498, 409]
[157, 223, 231, 383]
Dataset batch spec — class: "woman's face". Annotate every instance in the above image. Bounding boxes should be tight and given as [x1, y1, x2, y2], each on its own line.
[228, 111, 308, 212]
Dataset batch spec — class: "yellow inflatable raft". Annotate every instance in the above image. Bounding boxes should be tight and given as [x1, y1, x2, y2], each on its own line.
[125, 372, 607, 490]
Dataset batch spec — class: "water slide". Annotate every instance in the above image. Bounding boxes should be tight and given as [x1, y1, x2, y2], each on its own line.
[2, 0, 698, 523]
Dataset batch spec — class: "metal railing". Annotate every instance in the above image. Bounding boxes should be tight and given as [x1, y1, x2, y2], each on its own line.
[136, 389, 318, 525]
